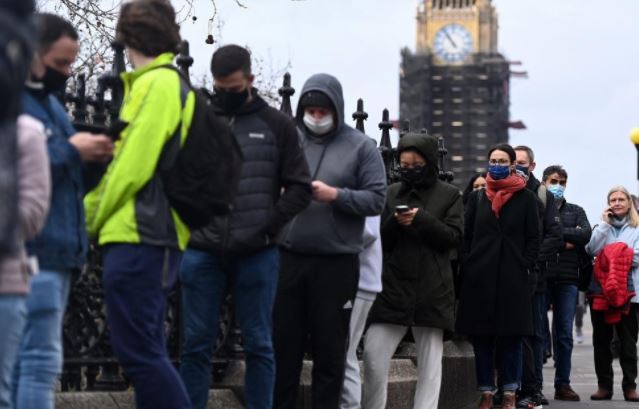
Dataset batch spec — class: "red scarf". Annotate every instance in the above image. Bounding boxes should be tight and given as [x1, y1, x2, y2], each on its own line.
[484, 173, 526, 218]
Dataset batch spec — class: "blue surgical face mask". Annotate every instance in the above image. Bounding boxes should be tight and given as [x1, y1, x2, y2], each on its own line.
[488, 165, 511, 181]
[547, 184, 565, 200]
[515, 165, 530, 177]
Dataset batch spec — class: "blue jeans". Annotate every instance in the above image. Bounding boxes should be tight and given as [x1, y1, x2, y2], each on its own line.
[179, 247, 279, 409]
[0, 296, 26, 409]
[12, 270, 71, 409]
[473, 336, 523, 392]
[547, 282, 578, 386]
[103, 244, 191, 409]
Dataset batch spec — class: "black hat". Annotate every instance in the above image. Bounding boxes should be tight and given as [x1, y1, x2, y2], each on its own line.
[299, 91, 333, 110]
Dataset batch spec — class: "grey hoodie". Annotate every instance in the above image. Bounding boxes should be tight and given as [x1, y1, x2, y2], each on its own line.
[282, 73, 386, 255]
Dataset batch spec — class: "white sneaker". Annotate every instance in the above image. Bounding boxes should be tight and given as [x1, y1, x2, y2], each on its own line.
[575, 327, 584, 344]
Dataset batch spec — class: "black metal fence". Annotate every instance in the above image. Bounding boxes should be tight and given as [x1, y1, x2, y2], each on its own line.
[59, 41, 453, 391]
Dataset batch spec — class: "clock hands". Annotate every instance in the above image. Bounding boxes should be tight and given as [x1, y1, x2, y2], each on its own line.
[443, 28, 458, 49]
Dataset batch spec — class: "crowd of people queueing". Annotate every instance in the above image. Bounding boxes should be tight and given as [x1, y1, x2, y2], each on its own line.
[2, 1, 639, 409]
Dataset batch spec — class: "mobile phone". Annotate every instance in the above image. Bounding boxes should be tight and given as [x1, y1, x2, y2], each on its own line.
[395, 205, 410, 214]
[105, 120, 129, 141]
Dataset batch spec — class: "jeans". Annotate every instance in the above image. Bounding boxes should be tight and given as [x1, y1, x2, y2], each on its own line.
[546, 282, 578, 386]
[179, 247, 279, 409]
[12, 270, 71, 409]
[473, 336, 523, 392]
[521, 292, 546, 395]
[103, 244, 191, 409]
[0, 296, 26, 409]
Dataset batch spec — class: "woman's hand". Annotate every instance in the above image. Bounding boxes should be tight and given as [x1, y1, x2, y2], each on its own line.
[395, 208, 419, 226]
[601, 207, 613, 224]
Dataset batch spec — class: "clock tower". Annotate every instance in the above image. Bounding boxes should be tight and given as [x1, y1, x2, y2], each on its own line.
[400, 0, 511, 187]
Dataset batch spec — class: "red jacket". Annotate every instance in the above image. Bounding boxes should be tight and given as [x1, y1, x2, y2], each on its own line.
[592, 242, 636, 324]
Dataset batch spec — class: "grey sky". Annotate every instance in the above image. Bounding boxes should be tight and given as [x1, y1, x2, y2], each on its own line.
[184, 0, 638, 223]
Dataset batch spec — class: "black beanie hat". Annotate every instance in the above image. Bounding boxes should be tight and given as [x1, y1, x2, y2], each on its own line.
[299, 91, 333, 110]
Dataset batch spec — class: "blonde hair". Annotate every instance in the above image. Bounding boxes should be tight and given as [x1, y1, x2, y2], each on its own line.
[607, 185, 639, 227]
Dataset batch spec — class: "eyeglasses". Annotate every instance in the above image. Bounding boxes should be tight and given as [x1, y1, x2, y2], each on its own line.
[488, 159, 510, 166]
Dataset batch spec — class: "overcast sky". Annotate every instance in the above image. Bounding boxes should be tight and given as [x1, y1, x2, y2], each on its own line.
[180, 0, 639, 224]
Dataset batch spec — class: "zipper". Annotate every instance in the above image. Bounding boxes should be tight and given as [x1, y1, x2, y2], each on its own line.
[221, 115, 236, 250]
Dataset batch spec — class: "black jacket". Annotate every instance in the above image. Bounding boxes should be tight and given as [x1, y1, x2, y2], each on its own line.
[189, 92, 312, 255]
[456, 187, 541, 336]
[546, 199, 592, 286]
[527, 174, 564, 293]
[367, 134, 463, 331]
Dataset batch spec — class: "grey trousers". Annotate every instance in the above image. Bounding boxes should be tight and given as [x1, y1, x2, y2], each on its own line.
[340, 291, 376, 409]
[362, 323, 444, 409]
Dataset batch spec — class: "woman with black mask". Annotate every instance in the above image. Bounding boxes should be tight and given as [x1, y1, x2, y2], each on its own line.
[456, 143, 540, 409]
[362, 132, 463, 409]
[462, 172, 487, 205]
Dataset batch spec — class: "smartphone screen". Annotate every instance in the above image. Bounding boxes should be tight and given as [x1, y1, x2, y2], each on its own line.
[395, 205, 410, 214]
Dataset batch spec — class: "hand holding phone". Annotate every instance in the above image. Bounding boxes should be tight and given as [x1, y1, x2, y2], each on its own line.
[603, 207, 614, 222]
[105, 120, 129, 141]
[395, 205, 410, 214]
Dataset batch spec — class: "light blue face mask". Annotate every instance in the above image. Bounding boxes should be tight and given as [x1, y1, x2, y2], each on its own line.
[547, 184, 565, 199]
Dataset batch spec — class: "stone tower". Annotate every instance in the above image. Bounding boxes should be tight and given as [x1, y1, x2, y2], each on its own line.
[401, 0, 511, 187]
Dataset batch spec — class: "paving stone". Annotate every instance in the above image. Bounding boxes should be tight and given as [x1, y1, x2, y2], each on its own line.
[55, 392, 119, 409]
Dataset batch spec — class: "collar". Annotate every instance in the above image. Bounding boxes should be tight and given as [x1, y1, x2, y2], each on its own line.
[120, 52, 176, 86]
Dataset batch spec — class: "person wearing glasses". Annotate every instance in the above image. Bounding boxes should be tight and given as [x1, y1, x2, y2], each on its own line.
[456, 143, 540, 409]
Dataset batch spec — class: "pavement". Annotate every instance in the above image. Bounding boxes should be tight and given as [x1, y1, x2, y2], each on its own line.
[541, 309, 638, 408]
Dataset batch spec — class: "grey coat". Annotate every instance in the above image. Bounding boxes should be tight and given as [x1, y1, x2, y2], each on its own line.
[0, 115, 50, 294]
[281, 73, 387, 255]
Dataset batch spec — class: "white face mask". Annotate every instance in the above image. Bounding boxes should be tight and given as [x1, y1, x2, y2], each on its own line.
[303, 112, 334, 135]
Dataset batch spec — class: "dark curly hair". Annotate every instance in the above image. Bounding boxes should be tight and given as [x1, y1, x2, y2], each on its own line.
[115, 0, 181, 57]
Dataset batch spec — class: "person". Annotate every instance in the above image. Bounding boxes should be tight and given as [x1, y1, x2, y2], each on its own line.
[362, 132, 463, 409]
[586, 185, 639, 402]
[340, 215, 382, 409]
[456, 143, 540, 409]
[179, 44, 312, 409]
[14, 13, 113, 409]
[0, 0, 35, 257]
[0, 115, 50, 409]
[84, 1, 193, 407]
[513, 145, 563, 409]
[462, 172, 487, 205]
[273, 73, 386, 409]
[540, 165, 591, 401]
[574, 292, 588, 344]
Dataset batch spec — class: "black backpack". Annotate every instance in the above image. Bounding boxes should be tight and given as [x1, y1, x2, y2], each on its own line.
[157, 65, 243, 229]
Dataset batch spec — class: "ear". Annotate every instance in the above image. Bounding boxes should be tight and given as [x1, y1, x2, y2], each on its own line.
[529, 161, 537, 172]
[247, 74, 255, 85]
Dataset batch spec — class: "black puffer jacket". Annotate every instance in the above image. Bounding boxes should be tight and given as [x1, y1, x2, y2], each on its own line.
[189, 92, 312, 255]
[546, 199, 592, 286]
[367, 133, 463, 331]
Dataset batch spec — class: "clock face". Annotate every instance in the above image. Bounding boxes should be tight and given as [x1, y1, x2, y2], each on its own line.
[433, 24, 474, 63]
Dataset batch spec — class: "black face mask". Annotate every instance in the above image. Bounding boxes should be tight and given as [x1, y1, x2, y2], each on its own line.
[213, 87, 250, 113]
[400, 165, 426, 186]
[40, 65, 69, 94]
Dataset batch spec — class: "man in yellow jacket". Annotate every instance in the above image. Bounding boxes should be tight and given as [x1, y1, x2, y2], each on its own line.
[84, 2, 193, 408]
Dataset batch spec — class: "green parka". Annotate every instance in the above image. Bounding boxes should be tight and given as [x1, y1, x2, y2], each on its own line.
[367, 133, 463, 331]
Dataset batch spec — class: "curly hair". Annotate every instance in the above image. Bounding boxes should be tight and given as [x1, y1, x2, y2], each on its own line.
[116, 0, 181, 56]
